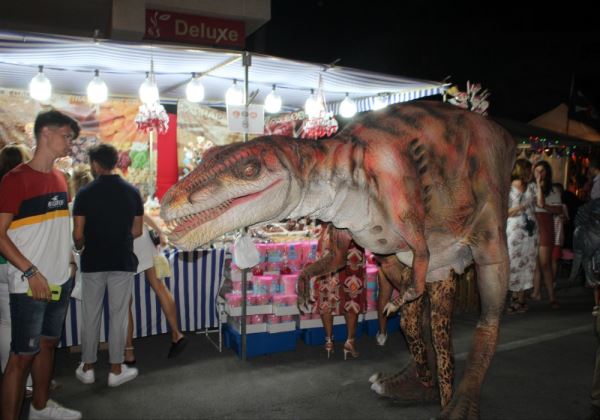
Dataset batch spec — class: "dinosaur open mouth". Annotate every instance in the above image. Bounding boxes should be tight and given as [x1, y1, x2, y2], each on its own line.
[166, 179, 283, 239]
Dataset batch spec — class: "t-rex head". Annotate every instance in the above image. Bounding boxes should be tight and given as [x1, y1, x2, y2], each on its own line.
[160, 135, 315, 250]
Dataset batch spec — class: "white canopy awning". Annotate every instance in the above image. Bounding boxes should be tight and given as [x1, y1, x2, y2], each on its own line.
[0, 30, 446, 113]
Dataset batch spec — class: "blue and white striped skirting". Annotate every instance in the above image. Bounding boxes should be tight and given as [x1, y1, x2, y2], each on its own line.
[59, 248, 225, 348]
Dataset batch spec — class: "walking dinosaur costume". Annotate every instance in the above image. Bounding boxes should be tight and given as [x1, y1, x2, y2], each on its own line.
[160, 101, 515, 419]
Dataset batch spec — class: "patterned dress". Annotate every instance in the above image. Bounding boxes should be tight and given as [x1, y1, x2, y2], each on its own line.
[312, 224, 367, 315]
[507, 183, 540, 292]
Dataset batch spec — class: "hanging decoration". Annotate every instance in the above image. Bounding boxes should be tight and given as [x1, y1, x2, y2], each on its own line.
[135, 101, 169, 134]
[300, 74, 338, 139]
[445, 81, 490, 115]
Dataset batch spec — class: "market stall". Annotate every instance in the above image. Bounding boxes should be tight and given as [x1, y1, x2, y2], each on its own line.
[60, 248, 225, 348]
[0, 29, 447, 356]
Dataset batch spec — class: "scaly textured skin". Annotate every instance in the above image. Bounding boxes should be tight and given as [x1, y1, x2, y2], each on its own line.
[160, 101, 515, 419]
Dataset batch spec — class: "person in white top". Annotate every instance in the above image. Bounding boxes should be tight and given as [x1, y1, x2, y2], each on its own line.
[531, 160, 564, 309]
[506, 159, 544, 313]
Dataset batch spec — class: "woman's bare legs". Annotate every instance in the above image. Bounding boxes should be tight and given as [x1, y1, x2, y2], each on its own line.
[125, 267, 184, 361]
[125, 302, 135, 363]
[377, 271, 393, 337]
[532, 263, 541, 300]
[540, 245, 557, 303]
[144, 266, 183, 343]
[321, 312, 334, 358]
[344, 311, 359, 359]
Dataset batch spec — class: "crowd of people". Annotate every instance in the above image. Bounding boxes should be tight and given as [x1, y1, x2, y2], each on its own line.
[0, 110, 187, 420]
[506, 156, 600, 316]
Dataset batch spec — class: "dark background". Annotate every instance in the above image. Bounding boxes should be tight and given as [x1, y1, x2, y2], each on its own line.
[249, 1, 600, 124]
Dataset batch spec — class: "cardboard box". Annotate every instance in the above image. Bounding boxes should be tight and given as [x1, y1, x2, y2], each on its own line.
[223, 324, 297, 359]
[267, 321, 296, 333]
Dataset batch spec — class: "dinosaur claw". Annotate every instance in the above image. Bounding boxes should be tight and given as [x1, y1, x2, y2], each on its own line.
[370, 381, 383, 395]
[369, 373, 381, 384]
[383, 302, 399, 317]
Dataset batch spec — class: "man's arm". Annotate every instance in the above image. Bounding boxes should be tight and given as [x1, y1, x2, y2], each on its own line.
[0, 213, 51, 300]
[132, 215, 143, 239]
[72, 215, 86, 251]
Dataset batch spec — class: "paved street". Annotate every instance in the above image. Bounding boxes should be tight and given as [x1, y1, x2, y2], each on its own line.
[38, 282, 597, 419]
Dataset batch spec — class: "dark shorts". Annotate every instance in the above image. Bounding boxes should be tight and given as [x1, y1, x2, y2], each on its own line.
[535, 212, 554, 247]
[9, 277, 73, 355]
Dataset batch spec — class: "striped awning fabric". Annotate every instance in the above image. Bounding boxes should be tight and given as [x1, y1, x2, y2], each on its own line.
[0, 30, 446, 113]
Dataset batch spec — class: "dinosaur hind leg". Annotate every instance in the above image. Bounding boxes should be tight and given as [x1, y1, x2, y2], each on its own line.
[428, 270, 458, 408]
[370, 292, 438, 403]
[441, 260, 508, 420]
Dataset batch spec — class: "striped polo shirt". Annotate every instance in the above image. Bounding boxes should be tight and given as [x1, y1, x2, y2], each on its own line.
[0, 163, 71, 293]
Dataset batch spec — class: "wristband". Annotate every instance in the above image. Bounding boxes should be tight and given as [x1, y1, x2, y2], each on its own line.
[21, 265, 38, 282]
[72, 245, 85, 255]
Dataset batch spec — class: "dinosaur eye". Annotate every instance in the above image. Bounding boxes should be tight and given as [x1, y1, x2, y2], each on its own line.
[242, 162, 260, 179]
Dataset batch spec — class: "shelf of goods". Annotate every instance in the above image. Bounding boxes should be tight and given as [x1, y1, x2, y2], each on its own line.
[59, 248, 226, 348]
[221, 239, 401, 359]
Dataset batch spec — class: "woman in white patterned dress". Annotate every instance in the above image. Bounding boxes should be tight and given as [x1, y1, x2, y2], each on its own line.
[506, 158, 544, 313]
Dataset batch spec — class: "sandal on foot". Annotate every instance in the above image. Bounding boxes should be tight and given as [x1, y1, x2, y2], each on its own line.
[124, 346, 136, 366]
[168, 336, 188, 359]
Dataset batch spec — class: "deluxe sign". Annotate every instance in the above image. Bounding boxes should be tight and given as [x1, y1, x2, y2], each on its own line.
[145, 9, 245, 48]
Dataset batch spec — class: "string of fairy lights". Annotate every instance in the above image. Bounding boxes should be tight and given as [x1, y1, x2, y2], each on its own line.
[27, 65, 361, 118]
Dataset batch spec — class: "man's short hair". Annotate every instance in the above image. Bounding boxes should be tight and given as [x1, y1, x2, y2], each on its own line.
[88, 143, 118, 171]
[33, 109, 80, 141]
[591, 157, 600, 171]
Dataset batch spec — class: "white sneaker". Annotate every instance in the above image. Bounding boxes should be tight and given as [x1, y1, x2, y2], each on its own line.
[29, 399, 82, 420]
[108, 364, 138, 387]
[376, 332, 388, 346]
[75, 363, 95, 384]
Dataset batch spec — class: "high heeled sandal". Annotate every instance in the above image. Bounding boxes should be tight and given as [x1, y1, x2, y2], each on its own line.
[343, 338, 359, 360]
[124, 346, 136, 366]
[325, 336, 334, 359]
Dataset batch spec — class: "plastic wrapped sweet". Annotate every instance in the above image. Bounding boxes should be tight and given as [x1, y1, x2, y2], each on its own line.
[280, 274, 299, 295]
[255, 294, 271, 305]
[272, 294, 286, 307]
[225, 293, 242, 308]
[251, 314, 265, 324]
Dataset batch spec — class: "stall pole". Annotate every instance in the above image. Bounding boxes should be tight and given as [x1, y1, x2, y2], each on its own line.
[149, 128, 156, 197]
[240, 51, 251, 360]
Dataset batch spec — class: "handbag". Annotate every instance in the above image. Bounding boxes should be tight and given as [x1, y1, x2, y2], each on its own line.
[148, 229, 161, 246]
[153, 252, 172, 278]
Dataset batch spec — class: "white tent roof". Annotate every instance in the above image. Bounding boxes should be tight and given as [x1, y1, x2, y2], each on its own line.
[0, 30, 446, 113]
[529, 103, 600, 142]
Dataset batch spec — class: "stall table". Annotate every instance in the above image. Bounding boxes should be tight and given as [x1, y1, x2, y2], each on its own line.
[59, 248, 225, 348]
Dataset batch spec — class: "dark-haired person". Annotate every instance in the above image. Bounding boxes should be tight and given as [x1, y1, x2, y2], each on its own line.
[72, 143, 143, 388]
[590, 158, 600, 201]
[531, 160, 564, 309]
[0, 110, 81, 420]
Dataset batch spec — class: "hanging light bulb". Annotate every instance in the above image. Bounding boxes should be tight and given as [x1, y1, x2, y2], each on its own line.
[185, 72, 205, 103]
[304, 89, 325, 118]
[139, 71, 159, 104]
[29, 65, 52, 102]
[225, 79, 244, 106]
[264, 84, 282, 113]
[87, 69, 108, 104]
[339, 93, 357, 118]
[372, 94, 388, 111]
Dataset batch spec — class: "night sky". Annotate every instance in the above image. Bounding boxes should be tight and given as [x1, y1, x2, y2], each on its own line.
[249, 1, 600, 124]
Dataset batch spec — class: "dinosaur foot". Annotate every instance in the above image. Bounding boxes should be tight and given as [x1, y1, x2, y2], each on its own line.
[369, 363, 439, 404]
[439, 390, 480, 420]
